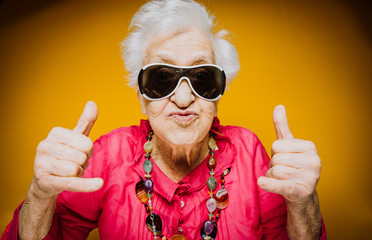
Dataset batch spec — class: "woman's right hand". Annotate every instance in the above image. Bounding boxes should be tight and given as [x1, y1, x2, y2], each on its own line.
[30, 101, 103, 199]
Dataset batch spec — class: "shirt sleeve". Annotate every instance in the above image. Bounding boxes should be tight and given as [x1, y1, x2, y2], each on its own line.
[1, 137, 107, 240]
[1, 203, 22, 240]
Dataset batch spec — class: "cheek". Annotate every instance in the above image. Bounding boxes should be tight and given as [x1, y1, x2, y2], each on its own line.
[199, 101, 218, 118]
[146, 100, 169, 119]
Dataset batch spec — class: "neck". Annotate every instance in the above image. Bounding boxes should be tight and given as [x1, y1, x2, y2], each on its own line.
[151, 134, 210, 182]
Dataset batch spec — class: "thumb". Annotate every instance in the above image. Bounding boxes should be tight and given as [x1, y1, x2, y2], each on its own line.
[273, 105, 294, 139]
[73, 101, 98, 136]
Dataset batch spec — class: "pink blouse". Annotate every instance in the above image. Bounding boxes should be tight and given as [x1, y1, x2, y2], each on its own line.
[1, 118, 326, 239]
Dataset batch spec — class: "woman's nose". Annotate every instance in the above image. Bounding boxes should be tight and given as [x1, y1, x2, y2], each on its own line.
[170, 78, 195, 108]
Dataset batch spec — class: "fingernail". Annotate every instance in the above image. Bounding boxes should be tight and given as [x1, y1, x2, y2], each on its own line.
[257, 177, 265, 186]
[94, 178, 103, 188]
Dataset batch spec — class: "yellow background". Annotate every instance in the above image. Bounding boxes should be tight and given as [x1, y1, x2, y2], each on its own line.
[1, 0, 371, 239]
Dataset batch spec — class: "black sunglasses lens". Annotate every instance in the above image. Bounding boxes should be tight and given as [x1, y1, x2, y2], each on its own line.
[188, 66, 225, 99]
[139, 65, 225, 100]
[140, 65, 179, 99]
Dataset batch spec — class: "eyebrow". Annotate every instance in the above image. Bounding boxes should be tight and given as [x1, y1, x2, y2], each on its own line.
[155, 53, 212, 65]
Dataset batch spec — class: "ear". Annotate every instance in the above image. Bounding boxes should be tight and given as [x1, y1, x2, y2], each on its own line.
[137, 89, 147, 115]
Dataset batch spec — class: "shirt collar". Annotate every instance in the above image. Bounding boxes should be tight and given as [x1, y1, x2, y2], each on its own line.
[132, 117, 235, 202]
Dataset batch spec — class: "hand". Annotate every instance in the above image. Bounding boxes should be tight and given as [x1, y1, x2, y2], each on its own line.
[257, 105, 321, 204]
[31, 101, 103, 198]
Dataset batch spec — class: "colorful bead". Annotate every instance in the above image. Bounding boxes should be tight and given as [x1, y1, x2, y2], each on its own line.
[144, 159, 153, 173]
[144, 141, 154, 153]
[144, 179, 154, 193]
[206, 198, 217, 212]
[139, 129, 227, 240]
[200, 221, 217, 239]
[135, 180, 149, 203]
[215, 186, 229, 209]
[207, 156, 216, 170]
[146, 213, 162, 234]
[169, 234, 188, 240]
[208, 137, 217, 150]
[203, 220, 215, 235]
[207, 176, 217, 191]
[223, 168, 231, 176]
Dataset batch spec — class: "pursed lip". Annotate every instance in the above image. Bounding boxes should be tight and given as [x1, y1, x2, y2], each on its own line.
[168, 111, 198, 122]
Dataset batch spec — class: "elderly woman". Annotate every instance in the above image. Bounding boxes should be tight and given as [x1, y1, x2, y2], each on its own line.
[2, 0, 326, 239]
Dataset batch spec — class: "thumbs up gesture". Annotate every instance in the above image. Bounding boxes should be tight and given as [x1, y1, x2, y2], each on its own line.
[31, 101, 103, 198]
[257, 105, 321, 204]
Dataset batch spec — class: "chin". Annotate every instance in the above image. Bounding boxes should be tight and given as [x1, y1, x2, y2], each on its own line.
[164, 127, 207, 147]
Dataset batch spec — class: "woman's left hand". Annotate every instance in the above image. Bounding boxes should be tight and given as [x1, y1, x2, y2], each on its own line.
[258, 105, 323, 239]
[257, 105, 321, 205]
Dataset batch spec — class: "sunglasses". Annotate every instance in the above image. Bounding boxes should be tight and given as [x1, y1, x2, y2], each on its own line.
[138, 63, 226, 101]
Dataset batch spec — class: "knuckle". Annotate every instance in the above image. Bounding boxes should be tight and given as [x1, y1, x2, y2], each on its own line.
[306, 140, 317, 151]
[313, 156, 322, 169]
[271, 167, 278, 177]
[271, 166, 282, 177]
[271, 154, 278, 166]
[271, 140, 281, 152]
[308, 154, 321, 170]
[34, 160, 44, 171]
[287, 184, 296, 196]
[71, 164, 81, 176]
[82, 137, 93, 152]
[36, 141, 48, 153]
[49, 127, 63, 137]
[311, 169, 321, 182]
[77, 151, 88, 164]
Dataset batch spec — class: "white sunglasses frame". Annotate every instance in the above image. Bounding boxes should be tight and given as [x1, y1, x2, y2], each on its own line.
[138, 63, 226, 102]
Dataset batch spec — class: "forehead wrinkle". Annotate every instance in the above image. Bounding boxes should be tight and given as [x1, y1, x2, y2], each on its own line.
[153, 51, 212, 66]
[144, 27, 215, 66]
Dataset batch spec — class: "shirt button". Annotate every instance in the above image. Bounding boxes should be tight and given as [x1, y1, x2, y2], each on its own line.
[181, 201, 185, 208]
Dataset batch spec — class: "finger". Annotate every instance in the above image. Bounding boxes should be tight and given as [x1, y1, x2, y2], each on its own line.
[265, 165, 298, 180]
[273, 105, 294, 140]
[73, 101, 98, 136]
[270, 152, 319, 169]
[272, 139, 317, 154]
[47, 128, 94, 158]
[40, 141, 88, 166]
[40, 158, 85, 177]
[257, 176, 291, 195]
[45, 175, 104, 193]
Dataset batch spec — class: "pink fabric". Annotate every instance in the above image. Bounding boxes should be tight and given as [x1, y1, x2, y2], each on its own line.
[1, 118, 326, 239]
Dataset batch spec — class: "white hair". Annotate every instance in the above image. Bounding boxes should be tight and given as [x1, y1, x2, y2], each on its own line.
[121, 0, 240, 88]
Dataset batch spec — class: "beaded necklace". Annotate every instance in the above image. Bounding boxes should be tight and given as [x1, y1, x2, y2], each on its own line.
[135, 129, 229, 240]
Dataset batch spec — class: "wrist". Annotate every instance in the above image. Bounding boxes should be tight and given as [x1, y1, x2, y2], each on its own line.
[286, 191, 322, 240]
[27, 177, 58, 202]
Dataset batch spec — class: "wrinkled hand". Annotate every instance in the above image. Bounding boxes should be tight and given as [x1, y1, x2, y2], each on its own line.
[31, 101, 103, 198]
[257, 105, 321, 204]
